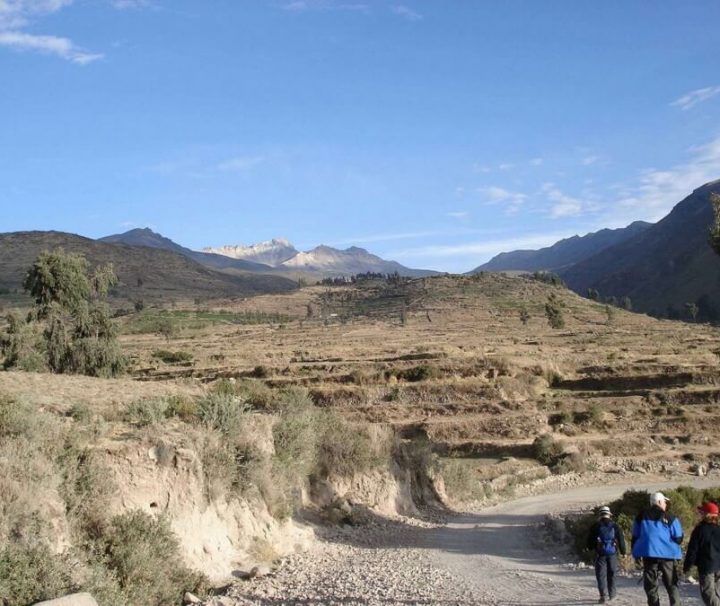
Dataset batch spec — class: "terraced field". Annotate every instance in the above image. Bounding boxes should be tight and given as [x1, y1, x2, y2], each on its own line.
[111, 273, 720, 490]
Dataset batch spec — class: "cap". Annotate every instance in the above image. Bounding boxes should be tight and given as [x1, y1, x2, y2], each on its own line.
[650, 492, 670, 506]
[698, 502, 719, 516]
[598, 506, 612, 517]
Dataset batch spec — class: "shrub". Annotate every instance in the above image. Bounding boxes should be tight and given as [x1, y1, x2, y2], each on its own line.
[100, 510, 206, 606]
[237, 380, 274, 410]
[124, 398, 170, 427]
[164, 395, 198, 422]
[439, 458, 482, 503]
[544, 294, 565, 329]
[0, 543, 72, 606]
[195, 393, 248, 435]
[533, 434, 564, 466]
[316, 413, 377, 478]
[396, 364, 441, 382]
[151, 350, 193, 364]
[250, 365, 270, 378]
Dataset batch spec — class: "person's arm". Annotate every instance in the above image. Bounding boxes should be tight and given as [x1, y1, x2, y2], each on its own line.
[615, 522, 627, 555]
[670, 517, 684, 545]
[631, 518, 640, 550]
[684, 526, 699, 573]
[586, 522, 598, 552]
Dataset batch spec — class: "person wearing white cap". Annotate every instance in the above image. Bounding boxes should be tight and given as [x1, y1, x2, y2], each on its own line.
[632, 492, 685, 606]
[586, 505, 627, 603]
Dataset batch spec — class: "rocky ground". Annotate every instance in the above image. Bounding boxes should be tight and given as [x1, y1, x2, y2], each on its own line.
[202, 516, 486, 606]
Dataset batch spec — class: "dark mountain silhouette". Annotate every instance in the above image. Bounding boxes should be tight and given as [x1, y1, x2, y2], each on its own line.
[472, 221, 652, 274]
[100, 228, 275, 273]
[0, 231, 297, 303]
[560, 180, 720, 320]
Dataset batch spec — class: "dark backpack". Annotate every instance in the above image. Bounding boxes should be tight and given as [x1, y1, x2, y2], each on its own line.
[596, 522, 617, 555]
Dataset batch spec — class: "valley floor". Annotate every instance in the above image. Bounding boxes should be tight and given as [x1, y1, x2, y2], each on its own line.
[206, 478, 719, 606]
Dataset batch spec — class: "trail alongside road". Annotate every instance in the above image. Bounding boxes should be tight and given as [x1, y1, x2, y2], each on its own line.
[209, 479, 715, 605]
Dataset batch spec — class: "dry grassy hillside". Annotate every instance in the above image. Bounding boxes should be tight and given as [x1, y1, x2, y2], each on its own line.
[86, 273, 720, 476]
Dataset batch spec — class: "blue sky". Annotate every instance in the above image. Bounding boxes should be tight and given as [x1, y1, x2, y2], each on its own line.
[1, 0, 719, 272]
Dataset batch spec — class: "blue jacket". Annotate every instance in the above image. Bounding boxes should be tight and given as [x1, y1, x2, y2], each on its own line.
[631, 506, 684, 560]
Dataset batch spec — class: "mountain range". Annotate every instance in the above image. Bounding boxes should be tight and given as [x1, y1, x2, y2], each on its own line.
[475, 179, 720, 321]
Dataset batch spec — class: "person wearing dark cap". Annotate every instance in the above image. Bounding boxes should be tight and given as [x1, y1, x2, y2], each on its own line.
[587, 505, 627, 603]
[632, 491, 684, 606]
[684, 501, 720, 606]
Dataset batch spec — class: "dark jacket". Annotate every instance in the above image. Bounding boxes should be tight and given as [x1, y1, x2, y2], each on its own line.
[631, 506, 683, 560]
[684, 520, 720, 575]
[587, 518, 627, 556]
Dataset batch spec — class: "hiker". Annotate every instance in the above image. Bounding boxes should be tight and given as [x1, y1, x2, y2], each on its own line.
[632, 491, 684, 606]
[586, 505, 627, 603]
[684, 502, 720, 606]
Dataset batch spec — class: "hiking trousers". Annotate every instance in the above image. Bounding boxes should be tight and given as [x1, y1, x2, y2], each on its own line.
[643, 558, 681, 606]
[700, 571, 720, 606]
[595, 554, 619, 599]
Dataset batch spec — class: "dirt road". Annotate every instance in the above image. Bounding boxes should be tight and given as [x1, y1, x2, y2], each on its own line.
[424, 481, 712, 605]
[218, 479, 715, 605]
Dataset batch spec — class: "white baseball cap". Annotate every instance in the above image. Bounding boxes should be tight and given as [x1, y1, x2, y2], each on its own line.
[598, 506, 612, 517]
[650, 491, 670, 505]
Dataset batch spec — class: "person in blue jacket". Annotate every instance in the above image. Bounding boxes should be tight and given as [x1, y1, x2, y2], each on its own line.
[632, 491, 684, 606]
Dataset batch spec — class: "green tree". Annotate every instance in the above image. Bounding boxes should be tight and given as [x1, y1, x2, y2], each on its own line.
[2, 248, 126, 377]
[710, 193, 720, 255]
[605, 305, 616, 326]
[587, 288, 600, 301]
[544, 294, 565, 329]
[686, 302, 699, 323]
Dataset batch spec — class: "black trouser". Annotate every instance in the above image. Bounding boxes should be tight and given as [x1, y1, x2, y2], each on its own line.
[643, 558, 681, 606]
[595, 554, 618, 598]
[699, 571, 720, 606]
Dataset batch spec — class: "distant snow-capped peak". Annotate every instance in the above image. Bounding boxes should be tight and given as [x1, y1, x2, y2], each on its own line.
[203, 238, 298, 266]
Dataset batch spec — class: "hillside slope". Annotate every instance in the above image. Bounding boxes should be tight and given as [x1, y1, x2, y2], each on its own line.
[560, 180, 720, 319]
[100, 228, 276, 274]
[0, 231, 297, 302]
[472, 221, 651, 273]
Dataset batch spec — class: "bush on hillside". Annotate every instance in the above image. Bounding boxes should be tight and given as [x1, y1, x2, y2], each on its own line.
[100, 510, 206, 606]
[0, 543, 73, 606]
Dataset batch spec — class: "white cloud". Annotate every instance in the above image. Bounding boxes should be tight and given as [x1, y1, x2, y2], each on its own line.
[0, 30, 102, 63]
[582, 155, 598, 166]
[448, 211, 468, 219]
[498, 162, 514, 171]
[671, 85, 720, 111]
[530, 158, 543, 166]
[614, 136, 720, 220]
[390, 232, 572, 260]
[541, 183, 583, 218]
[0, 0, 103, 63]
[392, 5, 422, 20]
[480, 186, 527, 214]
[217, 156, 265, 172]
[283, 1, 368, 12]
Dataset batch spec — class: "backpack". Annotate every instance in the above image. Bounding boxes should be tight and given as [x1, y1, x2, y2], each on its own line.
[596, 522, 617, 555]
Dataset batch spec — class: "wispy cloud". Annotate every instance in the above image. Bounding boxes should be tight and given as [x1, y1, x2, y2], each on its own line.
[328, 229, 453, 247]
[614, 136, 720, 220]
[541, 183, 583, 218]
[480, 186, 527, 214]
[0, 30, 102, 63]
[392, 5, 422, 20]
[582, 155, 598, 166]
[671, 85, 720, 111]
[530, 158, 543, 166]
[447, 211, 468, 219]
[217, 156, 265, 172]
[0, 0, 103, 63]
[390, 232, 572, 260]
[283, 1, 369, 13]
